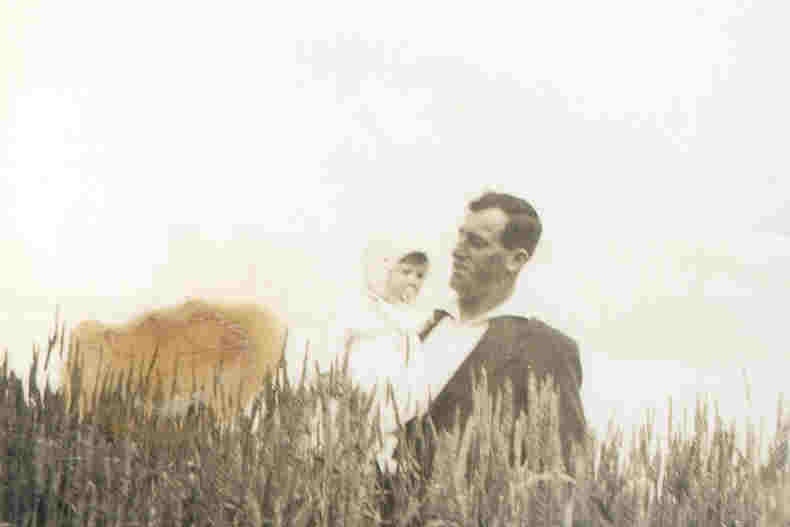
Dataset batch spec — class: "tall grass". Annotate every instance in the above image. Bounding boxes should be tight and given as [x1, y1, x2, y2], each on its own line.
[1, 312, 788, 526]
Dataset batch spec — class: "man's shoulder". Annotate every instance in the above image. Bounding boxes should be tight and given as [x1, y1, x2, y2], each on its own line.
[488, 317, 582, 385]
[492, 316, 579, 353]
[495, 316, 576, 347]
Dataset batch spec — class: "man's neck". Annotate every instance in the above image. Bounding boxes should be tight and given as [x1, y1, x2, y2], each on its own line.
[457, 282, 515, 323]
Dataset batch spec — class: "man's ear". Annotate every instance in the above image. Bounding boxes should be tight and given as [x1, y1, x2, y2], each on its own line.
[507, 248, 530, 272]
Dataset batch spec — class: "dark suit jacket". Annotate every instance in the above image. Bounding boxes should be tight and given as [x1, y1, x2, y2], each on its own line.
[406, 313, 586, 477]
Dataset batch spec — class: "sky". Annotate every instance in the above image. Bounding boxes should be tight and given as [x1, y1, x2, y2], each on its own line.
[2, 0, 789, 454]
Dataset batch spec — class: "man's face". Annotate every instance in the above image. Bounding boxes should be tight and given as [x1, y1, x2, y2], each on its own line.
[386, 261, 429, 304]
[450, 207, 515, 300]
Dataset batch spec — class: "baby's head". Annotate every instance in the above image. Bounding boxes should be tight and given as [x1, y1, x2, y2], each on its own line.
[384, 251, 430, 305]
[364, 238, 431, 306]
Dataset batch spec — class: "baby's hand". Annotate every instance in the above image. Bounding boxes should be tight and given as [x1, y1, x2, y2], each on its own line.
[400, 286, 417, 304]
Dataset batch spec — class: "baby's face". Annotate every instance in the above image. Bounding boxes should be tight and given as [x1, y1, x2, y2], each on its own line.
[386, 262, 429, 304]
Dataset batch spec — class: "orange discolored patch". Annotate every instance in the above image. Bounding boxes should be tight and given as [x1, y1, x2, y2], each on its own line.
[65, 299, 288, 422]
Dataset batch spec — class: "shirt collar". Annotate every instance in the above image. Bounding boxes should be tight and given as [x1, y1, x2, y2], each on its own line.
[439, 290, 529, 326]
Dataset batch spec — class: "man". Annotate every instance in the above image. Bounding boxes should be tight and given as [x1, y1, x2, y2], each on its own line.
[391, 191, 586, 522]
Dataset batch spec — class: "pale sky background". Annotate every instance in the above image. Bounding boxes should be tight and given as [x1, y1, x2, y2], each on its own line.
[2, 0, 789, 455]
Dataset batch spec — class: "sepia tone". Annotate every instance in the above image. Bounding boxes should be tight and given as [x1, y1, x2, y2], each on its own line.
[2, 1, 789, 525]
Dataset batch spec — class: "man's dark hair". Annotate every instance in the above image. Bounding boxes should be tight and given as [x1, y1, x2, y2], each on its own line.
[468, 192, 542, 256]
[398, 251, 429, 266]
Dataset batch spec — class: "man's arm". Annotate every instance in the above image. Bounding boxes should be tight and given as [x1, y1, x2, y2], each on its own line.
[553, 335, 587, 475]
[512, 322, 586, 474]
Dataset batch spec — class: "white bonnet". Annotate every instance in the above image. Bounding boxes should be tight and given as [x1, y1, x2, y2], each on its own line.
[362, 234, 432, 302]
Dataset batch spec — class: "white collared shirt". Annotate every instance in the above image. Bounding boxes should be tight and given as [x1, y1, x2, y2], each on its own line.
[406, 292, 529, 416]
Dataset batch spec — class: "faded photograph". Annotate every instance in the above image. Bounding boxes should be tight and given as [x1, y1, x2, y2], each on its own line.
[2, 2, 789, 525]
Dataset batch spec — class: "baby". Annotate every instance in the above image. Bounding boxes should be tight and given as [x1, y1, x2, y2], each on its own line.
[282, 237, 432, 471]
[341, 242, 430, 364]
[338, 239, 431, 471]
[378, 250, 429, 305]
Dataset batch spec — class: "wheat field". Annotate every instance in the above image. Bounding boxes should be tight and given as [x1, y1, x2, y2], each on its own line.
[0, 312, 787, 527]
